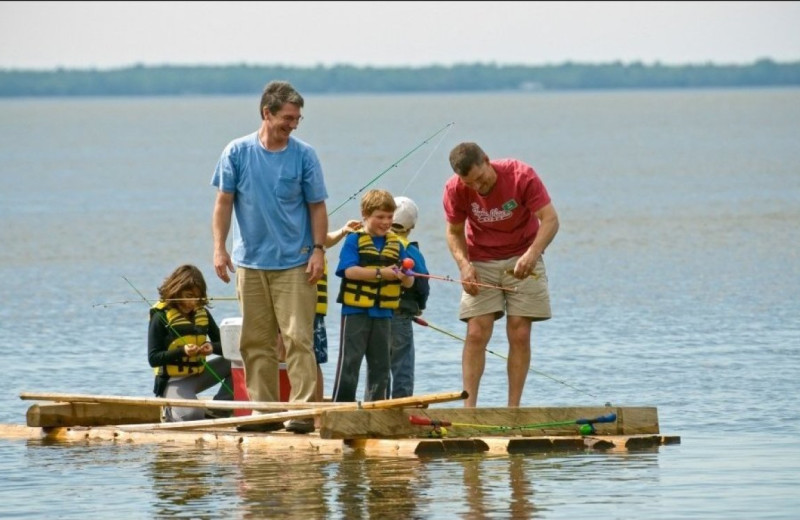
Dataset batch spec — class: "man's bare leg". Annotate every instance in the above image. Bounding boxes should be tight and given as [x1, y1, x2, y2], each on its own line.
[462, 314, 494, 407]
[506, 316, 532, 407]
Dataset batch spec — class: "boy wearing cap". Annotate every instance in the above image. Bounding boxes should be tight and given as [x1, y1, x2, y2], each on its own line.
[332, 189, 415, 402]
[389, 196, 430, 398]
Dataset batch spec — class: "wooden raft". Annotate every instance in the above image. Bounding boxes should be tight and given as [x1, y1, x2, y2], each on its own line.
[12, 391, 680, 456]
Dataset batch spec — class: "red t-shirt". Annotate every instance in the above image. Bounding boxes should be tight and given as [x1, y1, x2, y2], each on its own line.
[442, 159, 551, 261]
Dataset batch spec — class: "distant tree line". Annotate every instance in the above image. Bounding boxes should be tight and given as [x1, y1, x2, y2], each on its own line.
[1, 59, 798, 97]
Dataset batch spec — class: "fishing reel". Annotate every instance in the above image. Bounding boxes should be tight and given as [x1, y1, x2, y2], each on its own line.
[427, 424, 448, 438]
[411, 416, 449, 438]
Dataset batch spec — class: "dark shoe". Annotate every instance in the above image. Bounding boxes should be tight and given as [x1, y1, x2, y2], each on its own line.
[285, 418, 315, 434]
[205, 408, 233, 420]
[236, 421, 284, 433]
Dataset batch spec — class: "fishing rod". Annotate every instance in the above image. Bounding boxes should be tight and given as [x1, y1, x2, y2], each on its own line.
[412, 316, 603, 400]
[328, 122, 455, 216]
[92, 296, 238, 308]
[395, 258, 518, 293]
[400, 268, 518, 293]
[408, 412, 617, 438]
[122, 275, 233, 395]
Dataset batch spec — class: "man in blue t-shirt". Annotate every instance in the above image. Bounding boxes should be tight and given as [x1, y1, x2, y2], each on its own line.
[211, 80, 328, 434]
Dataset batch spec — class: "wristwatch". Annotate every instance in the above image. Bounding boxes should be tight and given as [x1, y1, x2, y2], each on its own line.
[375, 268, 382, 280]
[313, 244, 324, 252]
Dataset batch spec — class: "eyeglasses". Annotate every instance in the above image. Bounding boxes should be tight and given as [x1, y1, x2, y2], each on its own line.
[276, 114, 303, 124]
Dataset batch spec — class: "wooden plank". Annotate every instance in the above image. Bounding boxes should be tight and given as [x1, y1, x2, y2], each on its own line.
[346, 434, 678, 457]
[2, 424, 348, 453]
[348, 438, 491, 457]
[0, 423, 680, 457]
[19, 392, 343, 411]
[0, 424, 49, 441]
[616, 406, 661, 434]
[319, 406, 658, 439]
[19, 391, 461, 429]
[26, 403, 162, 428]
[119, 390, 469, 431]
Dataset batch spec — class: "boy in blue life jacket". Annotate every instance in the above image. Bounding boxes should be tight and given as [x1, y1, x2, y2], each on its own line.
[388, 196, 430, 398]
[332, 189, 415, 402]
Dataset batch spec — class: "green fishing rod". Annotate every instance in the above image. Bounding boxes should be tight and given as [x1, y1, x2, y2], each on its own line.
[328, 122, 455, 216]
[408, 412, 617, 438]
[412, 316, 604, 401]
[122, 275, 233, 395]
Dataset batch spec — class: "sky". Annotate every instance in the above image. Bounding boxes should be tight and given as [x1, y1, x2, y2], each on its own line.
[1, 1, 798, 70]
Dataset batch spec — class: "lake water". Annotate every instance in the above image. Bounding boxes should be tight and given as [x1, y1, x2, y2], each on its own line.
[1, 88, 799, 519]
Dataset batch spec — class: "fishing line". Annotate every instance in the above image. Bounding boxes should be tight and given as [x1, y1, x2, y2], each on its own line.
[328, 122, 455, 216]
[412, 316, 603, 400]
[122, 275, 233, 395]
[92, 296, 238, 308]
[399, 121, 454, 196]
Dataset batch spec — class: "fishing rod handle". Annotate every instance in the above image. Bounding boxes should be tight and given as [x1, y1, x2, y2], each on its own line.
[408, 415, 452, 427]
[576, 413, 617, 425]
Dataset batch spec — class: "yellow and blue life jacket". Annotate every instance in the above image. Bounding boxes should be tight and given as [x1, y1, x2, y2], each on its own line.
[337, 232, 402, 309]
[150, 301, 209, 377]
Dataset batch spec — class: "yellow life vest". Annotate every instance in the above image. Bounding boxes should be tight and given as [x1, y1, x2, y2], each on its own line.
[150, 301, 209, 377]
[338, 232, 402, 309]
[316, 262, 328, 315]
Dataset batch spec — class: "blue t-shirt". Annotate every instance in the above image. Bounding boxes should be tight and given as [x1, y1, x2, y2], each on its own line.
[336, 233, 409, 319]
[211, 132, 328, 269]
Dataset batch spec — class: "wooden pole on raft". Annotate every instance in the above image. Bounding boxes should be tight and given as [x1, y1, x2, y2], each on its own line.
[19, 392, 346, 411]
[117, 390, 469, 431]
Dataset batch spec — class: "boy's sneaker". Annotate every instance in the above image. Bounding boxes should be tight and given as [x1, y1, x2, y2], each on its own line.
[285, 418, 315, 434]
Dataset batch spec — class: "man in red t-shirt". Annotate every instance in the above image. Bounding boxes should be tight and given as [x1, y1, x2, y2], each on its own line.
[443, 142, 560, 407]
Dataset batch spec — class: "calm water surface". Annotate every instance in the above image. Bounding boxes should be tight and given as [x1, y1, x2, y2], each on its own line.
[1, 88, 799, 518]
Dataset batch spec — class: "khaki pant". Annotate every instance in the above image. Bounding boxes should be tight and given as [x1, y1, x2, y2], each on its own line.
[236, 266, 317, 403]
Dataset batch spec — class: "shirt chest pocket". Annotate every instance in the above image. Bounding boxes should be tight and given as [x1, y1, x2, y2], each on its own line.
[276, 171, 302, 201]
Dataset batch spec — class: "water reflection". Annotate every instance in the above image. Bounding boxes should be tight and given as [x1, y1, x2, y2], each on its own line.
[234, 449, 332, 519]
[429, 454, 540, 519]
[143, 445, 551, 519]
[148, 445, 227, 518]
[329, 454, 431, 519]
[13, 436, 667, 519]
[508, 456, 538, 518]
